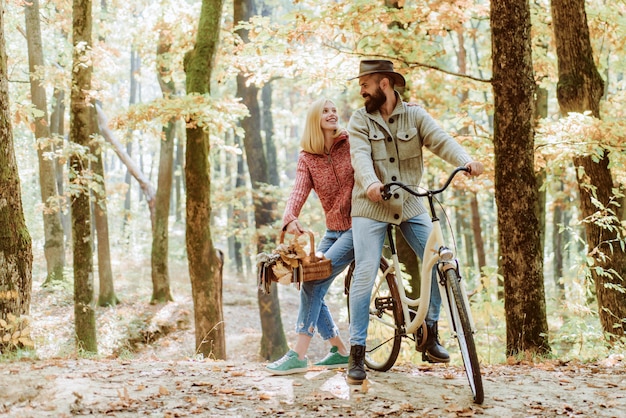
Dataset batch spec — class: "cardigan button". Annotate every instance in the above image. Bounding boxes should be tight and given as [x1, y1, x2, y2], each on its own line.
[394, 193, 400, 199]
[392, 176, 397, 181]
[389, 118, 394, 123]
[390, 157, 395, 163]
[394, 214, 400, 220]
[387, 137, 392, 142]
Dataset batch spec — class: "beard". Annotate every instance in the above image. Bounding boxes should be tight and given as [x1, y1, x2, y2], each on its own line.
[364, 87, 386, 113]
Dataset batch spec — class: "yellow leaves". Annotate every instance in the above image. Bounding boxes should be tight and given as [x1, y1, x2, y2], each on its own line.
[0, 314, 34, 351]
[111, 94, 248, 138]
[269, 234, 312, 284]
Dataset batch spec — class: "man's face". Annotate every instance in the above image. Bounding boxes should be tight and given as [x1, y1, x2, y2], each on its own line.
[359, 75, 386, 113]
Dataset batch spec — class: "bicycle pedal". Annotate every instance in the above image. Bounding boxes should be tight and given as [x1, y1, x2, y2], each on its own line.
[374, 296, 395, 311]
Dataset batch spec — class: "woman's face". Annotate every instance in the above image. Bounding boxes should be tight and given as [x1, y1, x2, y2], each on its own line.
[319, 101, 339, 132]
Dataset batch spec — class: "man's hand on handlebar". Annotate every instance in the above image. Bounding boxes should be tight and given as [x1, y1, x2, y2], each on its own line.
[367, 181, 385, 202]
[464, 161, 484, 177]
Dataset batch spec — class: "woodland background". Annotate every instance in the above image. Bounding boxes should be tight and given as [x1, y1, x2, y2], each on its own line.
[1, 0, 626, 368]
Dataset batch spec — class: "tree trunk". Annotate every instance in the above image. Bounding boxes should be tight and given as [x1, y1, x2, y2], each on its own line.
[183, 0, 226, 359]
[552, 181, 565, 298]
[235, 0, 288, 361]
[491, 0, 550, 356]
[122, 48, 140, 234]
[49, 88, 72, 244]
[70, 0, 97, 353]
[551, 0, 626, 338]
[90, 114, 118, 307]
[261, 83, 279, 186]
[470, 193, 486, 275]
[455, 196, 475, 273]
[227, 133, 245, 274]
[24, 0, 66, 284]
[174, 126, 185, 222]
[151, 27, 175, 304]
[0, 0, 33, 327]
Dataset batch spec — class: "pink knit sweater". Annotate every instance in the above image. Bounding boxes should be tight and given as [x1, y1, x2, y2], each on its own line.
[282, 132, 354, 231]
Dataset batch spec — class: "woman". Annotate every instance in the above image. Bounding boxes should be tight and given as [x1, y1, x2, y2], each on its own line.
[266, 98, 355, 375]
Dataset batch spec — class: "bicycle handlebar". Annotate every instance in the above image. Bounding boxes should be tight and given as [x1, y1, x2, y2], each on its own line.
[382, 166, 469, 200]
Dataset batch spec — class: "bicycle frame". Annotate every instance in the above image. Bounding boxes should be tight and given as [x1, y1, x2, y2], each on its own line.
[381, 168, 477, 337]
[364, 166, 484, 404]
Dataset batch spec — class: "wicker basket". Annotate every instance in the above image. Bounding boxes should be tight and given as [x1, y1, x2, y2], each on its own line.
[280, 230, 332, 283]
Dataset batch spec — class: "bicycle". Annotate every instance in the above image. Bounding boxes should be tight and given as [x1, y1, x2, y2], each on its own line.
[344, 166, 484, 404]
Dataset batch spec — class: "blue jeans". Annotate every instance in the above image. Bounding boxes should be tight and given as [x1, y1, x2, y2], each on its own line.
[349, 214, 441, 346]
[296, 229, 354, 339]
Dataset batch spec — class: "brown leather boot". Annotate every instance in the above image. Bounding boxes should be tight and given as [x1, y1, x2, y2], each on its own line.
[346, 345, 367, 385]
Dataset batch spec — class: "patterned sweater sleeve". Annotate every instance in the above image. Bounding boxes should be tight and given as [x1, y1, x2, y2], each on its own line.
[282, 153, 313, 229]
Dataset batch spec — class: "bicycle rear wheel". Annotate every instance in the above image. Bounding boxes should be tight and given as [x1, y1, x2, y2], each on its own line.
[345, 258, 403, 372]
[444, 268, 484, 404]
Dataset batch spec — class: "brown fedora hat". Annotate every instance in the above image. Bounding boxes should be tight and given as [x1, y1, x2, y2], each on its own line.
[350, 59, 406, 87]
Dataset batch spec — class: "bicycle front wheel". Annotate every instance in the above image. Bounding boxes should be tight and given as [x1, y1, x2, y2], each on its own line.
[444, 268, 484, 404]
[346, 258, 403, 372]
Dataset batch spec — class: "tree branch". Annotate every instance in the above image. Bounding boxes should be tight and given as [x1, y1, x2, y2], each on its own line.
[95, 103, 156, 223]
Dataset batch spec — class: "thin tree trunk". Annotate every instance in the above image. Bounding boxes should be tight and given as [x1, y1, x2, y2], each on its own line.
[491, 0, 550, 356]
[49, 88, 71, 243]
[470, 193, 486, 275]
[123, 47, 141, 233]
[70, 0, 97, 353]
[455, 28, 484, 284]
[88, 0, 117, 307]
[151, 26, 176, 304]
[227, 132, 245, 274]
[90, 113, 118, 307]
[261, 83, 279, 186]
[552, 181, 566, 298]
[460, 201, 476, 272]
[24, 0, 66, 284]
[0, 0, 33, 324]
[183, 0, 226, 359]
[235, 0, 288, 361]
[174, 124, 185, 222]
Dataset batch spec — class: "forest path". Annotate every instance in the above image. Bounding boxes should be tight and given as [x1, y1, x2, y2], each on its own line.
[1, 355, 625, 417]
[1, 268, 625, 417]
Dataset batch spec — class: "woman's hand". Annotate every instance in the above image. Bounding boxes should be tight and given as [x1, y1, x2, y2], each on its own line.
[285, 219, 305, 235]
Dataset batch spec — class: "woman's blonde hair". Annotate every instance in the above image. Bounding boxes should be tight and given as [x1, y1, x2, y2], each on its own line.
[300, 98, 342, 155]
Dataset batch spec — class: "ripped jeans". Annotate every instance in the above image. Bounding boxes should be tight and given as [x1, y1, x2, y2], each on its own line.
[295, 229, 354, 339]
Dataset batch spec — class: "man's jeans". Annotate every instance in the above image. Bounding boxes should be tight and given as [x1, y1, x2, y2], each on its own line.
[296, 229, 354, 339]
[349, 214, 440, 346]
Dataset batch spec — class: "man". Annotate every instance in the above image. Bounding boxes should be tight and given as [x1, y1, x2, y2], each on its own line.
[346, 59, 484, 385]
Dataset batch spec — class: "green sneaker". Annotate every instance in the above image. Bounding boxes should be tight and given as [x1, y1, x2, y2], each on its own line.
[314, 346, 349, 368]
[265, 350, 308, 375]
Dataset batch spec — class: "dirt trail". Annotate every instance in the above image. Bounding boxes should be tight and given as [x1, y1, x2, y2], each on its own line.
[1, 272, 625, 417]
[2, 356, 626, 417]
